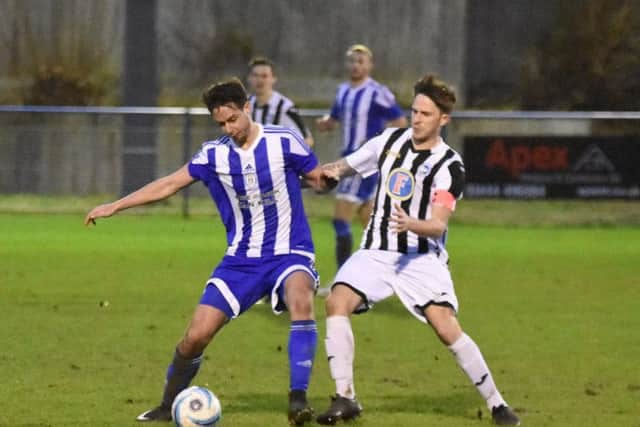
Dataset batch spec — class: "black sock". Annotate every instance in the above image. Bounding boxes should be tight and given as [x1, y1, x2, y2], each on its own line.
[336, 234, 353, 267]
[161, 348, 203, 407]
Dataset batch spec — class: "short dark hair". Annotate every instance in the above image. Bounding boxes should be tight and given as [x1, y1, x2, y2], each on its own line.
[248, 56, 276, 73]
[413, 74, 456, 114]
[202, 78, 248, 113]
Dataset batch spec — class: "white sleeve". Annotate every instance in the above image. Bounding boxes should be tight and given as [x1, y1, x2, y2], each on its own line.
[344, 132, 388, 178]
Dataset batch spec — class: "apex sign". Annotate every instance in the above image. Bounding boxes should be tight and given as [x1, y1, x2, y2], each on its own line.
[464, 136, 640, 199]
[485, 139, 569, 177]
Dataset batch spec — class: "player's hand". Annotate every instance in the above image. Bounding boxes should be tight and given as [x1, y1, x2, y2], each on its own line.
[84, 203, 118, 226]
[322, 162, 341, 181]
[320, 174, 339, 192]
[315, 115, 333, 132]
[389, 203, 414, 233]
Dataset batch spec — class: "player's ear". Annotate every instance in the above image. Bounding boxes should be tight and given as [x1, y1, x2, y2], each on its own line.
[440, 113, 451, 127]
[243, 101, 251, 114]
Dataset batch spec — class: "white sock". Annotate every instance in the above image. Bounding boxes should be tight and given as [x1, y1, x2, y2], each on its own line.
[324, 315, 356, 399]
[448, 333, 506, 410]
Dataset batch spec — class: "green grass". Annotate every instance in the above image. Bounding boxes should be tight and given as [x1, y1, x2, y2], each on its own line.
[1, 212, 639, 426]
[2, 193, 640, 226]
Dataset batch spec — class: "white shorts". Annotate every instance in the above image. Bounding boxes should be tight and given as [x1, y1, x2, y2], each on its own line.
[333, 249, 459, 323]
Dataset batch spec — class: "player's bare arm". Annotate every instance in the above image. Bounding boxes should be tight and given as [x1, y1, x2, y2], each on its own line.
[389, 199, 453, 239]
[84, 165, 195, 226]
[303, 165, 339, 193]
[322, 158, 356, 181]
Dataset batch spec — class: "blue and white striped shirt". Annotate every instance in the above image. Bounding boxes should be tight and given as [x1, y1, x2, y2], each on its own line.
[330, 77, 404, 156]
[188, 124, 317, 259]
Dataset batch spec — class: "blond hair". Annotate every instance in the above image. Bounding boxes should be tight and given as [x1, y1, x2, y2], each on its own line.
[346, 44, 373, 59]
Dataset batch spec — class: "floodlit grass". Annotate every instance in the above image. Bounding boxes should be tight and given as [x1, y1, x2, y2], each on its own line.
[1, 210, 639, 426]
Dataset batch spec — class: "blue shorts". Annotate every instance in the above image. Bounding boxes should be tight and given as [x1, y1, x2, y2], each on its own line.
[199, 254, 319, 319]
[336, 173, 378, 203]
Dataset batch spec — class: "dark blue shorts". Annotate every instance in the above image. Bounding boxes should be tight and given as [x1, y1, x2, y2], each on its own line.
[199, 254, 319, 319]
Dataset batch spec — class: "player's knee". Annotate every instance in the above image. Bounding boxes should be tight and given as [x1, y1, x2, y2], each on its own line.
[287, 288, 315, 320]
[332, 219, 352, 237]
[181, 328, 214, 355]
[426, 308, 462, 345]
[432, 325, 461, 346]
[324, 294, 342, 316]
[325, 284, 359, 316]
[288, 297, 314, 319]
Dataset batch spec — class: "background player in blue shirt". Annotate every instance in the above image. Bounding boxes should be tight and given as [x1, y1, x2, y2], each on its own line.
[316, 44, 407, 282]
[85, 78, 334, 425]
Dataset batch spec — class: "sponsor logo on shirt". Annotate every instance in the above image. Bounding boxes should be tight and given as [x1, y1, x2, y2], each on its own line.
[385, 168, 415, 200]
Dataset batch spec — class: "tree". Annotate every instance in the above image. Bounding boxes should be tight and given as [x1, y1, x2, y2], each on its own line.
[0, 0, 120, 105]
[520, 0, 640, 110]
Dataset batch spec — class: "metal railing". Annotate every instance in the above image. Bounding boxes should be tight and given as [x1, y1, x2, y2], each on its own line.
[1, 105, 638, 213]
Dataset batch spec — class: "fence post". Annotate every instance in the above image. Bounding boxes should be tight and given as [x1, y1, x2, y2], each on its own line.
[181, 109, 192, 218]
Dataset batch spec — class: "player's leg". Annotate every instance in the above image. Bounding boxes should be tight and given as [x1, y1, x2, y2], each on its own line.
[284, 270, 318, 393]
[424, 305, 520, 425]
[318, 250, 393, 425]
[315, 284, 364, 425]
[137, 304, 228, 422]
[324, 284, 363, 395]
[390, 252, 519, 425]
[278, 259, 319, 425]
[316, 285, 367, 425]
[168, 305, 228, 399]
[332, 198, 356, 268]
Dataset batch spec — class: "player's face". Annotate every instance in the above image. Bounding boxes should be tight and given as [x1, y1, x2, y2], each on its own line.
[411, 94, 450, 144]
[212, 102, 252, 145]
[248, 65, 276, 95]
[345, 52, 372, 82]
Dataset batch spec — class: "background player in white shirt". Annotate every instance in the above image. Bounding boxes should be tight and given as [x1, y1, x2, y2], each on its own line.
[247, 56, 314, 147]
[316, 44, 407, 279]
[85, 78, 335, 425]
[315, 74, 521, 426]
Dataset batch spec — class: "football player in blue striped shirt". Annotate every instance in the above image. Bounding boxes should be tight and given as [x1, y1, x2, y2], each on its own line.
[316, 44, 407, 281]
[85, 78, 335, 425]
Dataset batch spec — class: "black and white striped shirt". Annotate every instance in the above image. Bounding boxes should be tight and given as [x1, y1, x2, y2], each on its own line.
[346, 127, 465, 256]
[248, 91, 310, 140]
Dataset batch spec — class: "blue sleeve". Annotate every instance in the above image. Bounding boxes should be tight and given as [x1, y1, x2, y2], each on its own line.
[188, 143, 215, 183]
[375, 85, 405, 121]
[284, 132, 319, 174]
[382, 103, 405, 121]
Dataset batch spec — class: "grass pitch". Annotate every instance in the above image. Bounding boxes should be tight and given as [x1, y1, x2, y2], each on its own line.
[1, 209, 639, 426]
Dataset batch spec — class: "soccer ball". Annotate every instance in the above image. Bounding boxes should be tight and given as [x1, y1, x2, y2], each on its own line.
[171, 386, 222, 427]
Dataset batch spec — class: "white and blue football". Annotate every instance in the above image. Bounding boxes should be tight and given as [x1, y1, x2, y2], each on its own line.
[171, 386, 222, 427]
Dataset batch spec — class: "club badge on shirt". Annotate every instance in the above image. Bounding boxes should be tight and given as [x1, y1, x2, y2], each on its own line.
[243, 163, 258, 190]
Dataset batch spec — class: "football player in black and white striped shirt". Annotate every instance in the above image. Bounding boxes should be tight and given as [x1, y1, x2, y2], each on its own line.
[247, 57, 314, 147]
[315, 74, 520, 426]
